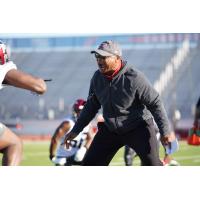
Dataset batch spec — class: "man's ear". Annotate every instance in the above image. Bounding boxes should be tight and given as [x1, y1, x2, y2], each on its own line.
[116, 56, 121, 63]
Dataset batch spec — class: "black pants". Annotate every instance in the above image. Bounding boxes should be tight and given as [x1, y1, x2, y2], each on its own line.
[82, 119, 163, 166]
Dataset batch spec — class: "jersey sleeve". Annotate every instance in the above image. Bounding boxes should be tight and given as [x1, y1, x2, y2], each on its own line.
[0, 61, 17, 89]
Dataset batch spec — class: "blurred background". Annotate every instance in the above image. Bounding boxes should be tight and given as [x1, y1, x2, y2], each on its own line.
[0, 33, 200, 165]
[0, 3, 199, 200]
[1, 33, 199, 137]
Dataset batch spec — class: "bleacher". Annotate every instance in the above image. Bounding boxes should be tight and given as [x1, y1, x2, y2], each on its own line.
[0, 47, 178, 120]
[0, 33, 199, 122]
[162, 45, 200, 120]
[123, 48, 177, 83]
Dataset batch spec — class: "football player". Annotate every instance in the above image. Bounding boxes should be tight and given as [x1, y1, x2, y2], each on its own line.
[0, 40, 47, 166]
[49, 99, 93, 166]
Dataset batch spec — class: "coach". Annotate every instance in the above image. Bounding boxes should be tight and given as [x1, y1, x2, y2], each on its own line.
[64, 40, 175, 166]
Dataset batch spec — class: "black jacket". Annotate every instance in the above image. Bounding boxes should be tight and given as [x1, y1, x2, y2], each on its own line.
[71, 62, 171, 136]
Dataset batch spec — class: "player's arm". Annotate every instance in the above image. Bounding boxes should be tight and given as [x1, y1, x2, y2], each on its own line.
[49, 121, 71, 160]
[3, 69, 47, 94]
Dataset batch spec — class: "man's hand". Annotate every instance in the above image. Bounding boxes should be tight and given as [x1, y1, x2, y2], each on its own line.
[160, 131, 176, 146]
[63, 132, 78, 149]
[49, 154, 55, 161]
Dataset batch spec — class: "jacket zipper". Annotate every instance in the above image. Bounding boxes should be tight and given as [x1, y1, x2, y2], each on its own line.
[109, 81, 120, 132]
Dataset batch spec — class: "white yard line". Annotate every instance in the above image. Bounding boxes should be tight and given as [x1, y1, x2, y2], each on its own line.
[175, 155, 200, 161]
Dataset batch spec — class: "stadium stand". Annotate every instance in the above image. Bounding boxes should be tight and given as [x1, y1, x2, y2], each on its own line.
[0, 34, 199, 135]
[163, 44, 200, 120]
[0, 48, 178, 120]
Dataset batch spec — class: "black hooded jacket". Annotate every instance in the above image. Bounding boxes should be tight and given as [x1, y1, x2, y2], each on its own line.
[71, 62, 171, 136]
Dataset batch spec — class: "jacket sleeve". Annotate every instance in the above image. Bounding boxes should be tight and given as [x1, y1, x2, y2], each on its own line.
[71, 75, 101, 134]
[135, 71, 172, 136]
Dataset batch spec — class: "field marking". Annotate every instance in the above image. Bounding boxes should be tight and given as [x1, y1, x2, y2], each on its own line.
[111, 155, 200, 166]
[111, 160, 141, 166]
[25, 152, 48, 156]
[23, 141, 50, 144]
[175, 155, 200, 161]
[23, 152, 49, 161]
[23, 151, 200, 161]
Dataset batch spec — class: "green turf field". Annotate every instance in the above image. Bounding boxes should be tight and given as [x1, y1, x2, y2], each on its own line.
[1, 140, 199, 166]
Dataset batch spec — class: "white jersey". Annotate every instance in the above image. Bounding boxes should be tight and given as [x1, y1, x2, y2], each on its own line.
[55, 117, 90, 159]
[0, 61, 17, 89]
[0, 61, 17, 126]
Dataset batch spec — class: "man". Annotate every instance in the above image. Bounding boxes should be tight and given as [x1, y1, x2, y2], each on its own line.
[188, 97, 200, 146]
[49, 99, 93, 166]
[0, 41, 47, 166]
[64, 40, 176, 166]
[193, 97, 200, 127]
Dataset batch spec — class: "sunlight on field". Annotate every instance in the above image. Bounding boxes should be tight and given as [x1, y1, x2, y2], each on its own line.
[110, 141, 200, 166]
[0, 141, 200, 166]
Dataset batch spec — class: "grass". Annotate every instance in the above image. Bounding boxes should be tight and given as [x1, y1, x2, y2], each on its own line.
[111, 141, 200, 166]
[1, 140, 199, 166]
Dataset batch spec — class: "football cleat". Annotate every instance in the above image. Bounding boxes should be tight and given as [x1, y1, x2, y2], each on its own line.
[163, 159, 180, 166]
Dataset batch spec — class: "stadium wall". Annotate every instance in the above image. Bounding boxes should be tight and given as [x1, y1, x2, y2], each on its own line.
[0, 33, 199, 51]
